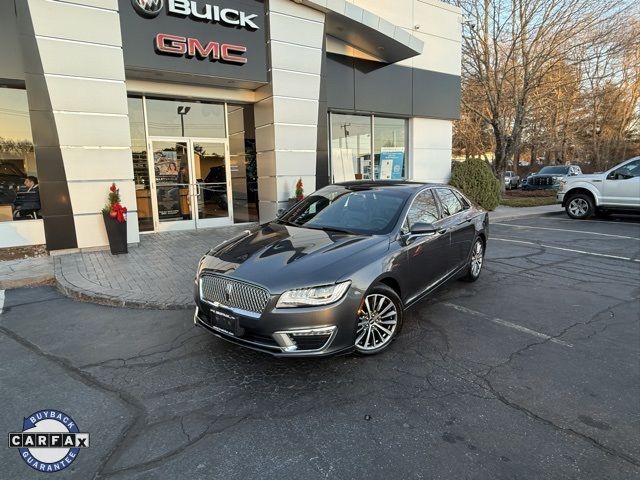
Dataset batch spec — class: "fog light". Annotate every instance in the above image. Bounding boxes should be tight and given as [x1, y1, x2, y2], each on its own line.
[272, 326, 336, 352]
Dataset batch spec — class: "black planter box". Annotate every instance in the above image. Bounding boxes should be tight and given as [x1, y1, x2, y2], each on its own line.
[102, 212, 128, 255]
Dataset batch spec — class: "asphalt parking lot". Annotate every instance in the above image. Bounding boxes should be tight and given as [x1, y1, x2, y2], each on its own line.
[1, 212, 639, 479]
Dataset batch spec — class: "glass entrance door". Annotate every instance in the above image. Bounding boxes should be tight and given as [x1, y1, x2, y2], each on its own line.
[148, 138, 232, 232]
[192, 140, 233, 228]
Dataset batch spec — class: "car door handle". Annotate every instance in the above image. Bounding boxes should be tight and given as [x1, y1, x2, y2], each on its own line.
[437, 228, 449, 235]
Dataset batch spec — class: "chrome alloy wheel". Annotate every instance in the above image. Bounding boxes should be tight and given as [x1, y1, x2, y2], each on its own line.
[355, 293, 398, 351]
[568, 197, 589, 217]
[471, 240, 484, 277]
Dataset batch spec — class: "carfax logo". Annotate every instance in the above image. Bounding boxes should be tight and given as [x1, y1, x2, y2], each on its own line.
[8, 410, 89, 473]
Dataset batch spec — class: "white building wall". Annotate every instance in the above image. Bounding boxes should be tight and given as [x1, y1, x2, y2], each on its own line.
[24, 0, 138, 249]
[351, 0, 462, 76]
[255, 0, 326, 222]
[0, 221, 46, 248]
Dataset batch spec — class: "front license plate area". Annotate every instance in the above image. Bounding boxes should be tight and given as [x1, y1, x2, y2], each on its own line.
[210, 306, 238, 336]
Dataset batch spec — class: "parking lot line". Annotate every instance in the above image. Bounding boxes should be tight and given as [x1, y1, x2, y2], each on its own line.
[493, 237, 640, 263]
[531, 217, 640, 227]
[443, 302, 573, 347]
[0, 290, 4, 315]
[493, 223, 640, 241]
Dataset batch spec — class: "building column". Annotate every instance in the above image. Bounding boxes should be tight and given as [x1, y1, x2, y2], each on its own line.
[16, 0, 138, 251]
[255, 0, 326, 222]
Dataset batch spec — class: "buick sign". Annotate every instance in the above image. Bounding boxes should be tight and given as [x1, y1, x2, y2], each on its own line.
[131, 0, 164, 18]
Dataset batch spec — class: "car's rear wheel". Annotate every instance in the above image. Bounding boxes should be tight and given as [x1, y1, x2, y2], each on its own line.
[354, 285, 403, 355]
[462, 237, 484, 282]
[566, 193, 594, 219]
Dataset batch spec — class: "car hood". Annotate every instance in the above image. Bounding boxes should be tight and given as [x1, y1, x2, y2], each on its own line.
[530, 172, 566, 177]
[566, 173, 602, 182]
[199, 223, 390, 293]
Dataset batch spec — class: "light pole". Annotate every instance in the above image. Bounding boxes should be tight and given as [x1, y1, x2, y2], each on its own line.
[177, 106, 191, 137]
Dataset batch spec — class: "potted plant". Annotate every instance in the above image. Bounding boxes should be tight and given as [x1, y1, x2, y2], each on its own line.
[102, 183, 128, 255]
[286, 178, 304, 209]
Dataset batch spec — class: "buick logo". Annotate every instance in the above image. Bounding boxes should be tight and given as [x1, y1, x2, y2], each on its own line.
[224, 284, 233, 302]
[131, 0, 163, 18]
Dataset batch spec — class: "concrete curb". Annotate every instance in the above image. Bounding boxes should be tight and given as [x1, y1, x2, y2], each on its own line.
[54, 275, 193, 310]
[0, 275, 55, 290]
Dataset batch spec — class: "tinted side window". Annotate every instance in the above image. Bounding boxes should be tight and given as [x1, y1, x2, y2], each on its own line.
[407, 190, 439, 228]
[436, 188, 464, 216]
[453, 190, 470, 209]
[614, 160, 640, 179]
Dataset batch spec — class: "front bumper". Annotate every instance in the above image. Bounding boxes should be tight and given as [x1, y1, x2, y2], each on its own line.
[193, 283, 362, 357]
[557, 192, 566, 204]
[522, 183, 559, 191]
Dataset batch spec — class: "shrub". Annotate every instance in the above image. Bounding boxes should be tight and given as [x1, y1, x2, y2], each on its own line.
[450, 158, 501, 211]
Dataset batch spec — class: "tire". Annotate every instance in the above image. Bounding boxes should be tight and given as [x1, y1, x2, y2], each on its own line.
[354, 284, 403, 355]
[566, 193, 595, 219]
[461, 237, 485, 282]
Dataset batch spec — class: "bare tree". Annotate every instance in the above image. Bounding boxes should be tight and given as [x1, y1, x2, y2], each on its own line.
[456, 0, 634, 185]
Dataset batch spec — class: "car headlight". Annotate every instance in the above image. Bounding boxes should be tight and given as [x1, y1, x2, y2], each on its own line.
[276, 281, 351, 308]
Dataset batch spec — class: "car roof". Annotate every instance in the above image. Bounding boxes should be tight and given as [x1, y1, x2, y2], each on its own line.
[332, 180, 442, 191]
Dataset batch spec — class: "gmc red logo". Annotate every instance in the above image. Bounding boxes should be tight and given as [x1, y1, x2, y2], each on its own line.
[155, 33, 247, 64]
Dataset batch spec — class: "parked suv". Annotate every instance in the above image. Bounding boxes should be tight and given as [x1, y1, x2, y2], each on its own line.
[504, 171, 520, 190]
[522, 165, 582, 190]
[557, 157, 640, 219]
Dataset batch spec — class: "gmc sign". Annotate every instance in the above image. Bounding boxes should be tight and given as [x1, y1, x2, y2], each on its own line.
[156, 33, 247, 64]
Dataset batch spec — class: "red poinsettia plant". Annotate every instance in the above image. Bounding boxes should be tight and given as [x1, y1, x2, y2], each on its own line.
[102, 182, 127, 223]
[295, 178, 304, 201]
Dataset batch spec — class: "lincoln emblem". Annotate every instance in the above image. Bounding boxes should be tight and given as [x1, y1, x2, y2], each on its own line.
[224, 284, 233, 302]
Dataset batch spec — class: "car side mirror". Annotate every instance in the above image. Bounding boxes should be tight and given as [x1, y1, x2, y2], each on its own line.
[607, 171, 618, 180]
[410, 222, 439, 235]
[277, 208, 286, 218]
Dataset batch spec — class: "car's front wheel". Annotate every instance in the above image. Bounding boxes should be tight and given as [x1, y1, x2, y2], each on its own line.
[462, 237, 485, 282]
[354, 284, 403, 355]
[566, 193, 594, 219]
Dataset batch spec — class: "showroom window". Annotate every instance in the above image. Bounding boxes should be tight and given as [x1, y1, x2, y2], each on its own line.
[145, 98, 225, 138]
[0, 86, 40, 222]
[330, 113, 407, 182]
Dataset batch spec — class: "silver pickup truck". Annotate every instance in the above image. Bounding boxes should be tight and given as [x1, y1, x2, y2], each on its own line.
[557, 157, 640, 219]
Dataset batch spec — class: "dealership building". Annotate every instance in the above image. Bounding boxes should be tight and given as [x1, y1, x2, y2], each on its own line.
[0, 0, 461, 251]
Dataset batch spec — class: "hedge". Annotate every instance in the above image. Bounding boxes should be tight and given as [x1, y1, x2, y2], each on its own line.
[450, 159, 501, 211]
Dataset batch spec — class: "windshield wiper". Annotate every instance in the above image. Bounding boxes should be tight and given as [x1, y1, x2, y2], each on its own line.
[305, 225, 359, 235]
[278, 219, 301, 227]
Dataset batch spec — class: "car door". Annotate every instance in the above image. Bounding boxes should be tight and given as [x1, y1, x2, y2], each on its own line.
[435, 188, 476, 270]
[398, 189, 451, 302]
[602, 159, 640, 207]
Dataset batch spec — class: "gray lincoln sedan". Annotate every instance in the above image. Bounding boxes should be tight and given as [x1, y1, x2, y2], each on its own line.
[194, 181, 489, 357]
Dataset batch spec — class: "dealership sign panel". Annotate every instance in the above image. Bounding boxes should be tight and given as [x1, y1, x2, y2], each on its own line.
[118, 0, 267, 83]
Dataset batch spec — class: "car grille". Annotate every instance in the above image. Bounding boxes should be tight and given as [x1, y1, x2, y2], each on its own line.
[530, 176, 553, 186]
[200, 274, 270, 314]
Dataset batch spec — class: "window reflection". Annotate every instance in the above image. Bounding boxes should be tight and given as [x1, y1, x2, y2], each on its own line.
[0, 86, 40, 221]
[330, 114, 372, 181]
[128, 97, 154, 231]
[228, 104, 259, 223]
[374, 117, 406, 180]
[330, 113, 407, 182]
[146, 98, 225, 138]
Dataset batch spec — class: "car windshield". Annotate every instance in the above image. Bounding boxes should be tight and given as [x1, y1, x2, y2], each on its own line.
[280, 185, 411, 235]
[538, 166, 569, 175]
